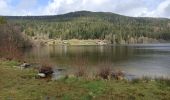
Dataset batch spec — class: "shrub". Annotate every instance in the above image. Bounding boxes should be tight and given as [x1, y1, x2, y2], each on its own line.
[39, 63, 54, 77]
[0, 23, 31, 61]
[0, 40, 23, 60]
[155, 77, 170, 86]
[131, 78, 141, 84]
[97, 66, 112, 79]
[111, 70, 125, 80]
[0, 17, 7, 24]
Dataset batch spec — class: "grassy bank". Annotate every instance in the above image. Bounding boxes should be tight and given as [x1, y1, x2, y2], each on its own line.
[35, 39, 108, 46]
[0, 60, 170, 100]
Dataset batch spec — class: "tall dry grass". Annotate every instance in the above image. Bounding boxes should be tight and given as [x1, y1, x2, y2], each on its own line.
[97, 66, 112, 79]
[74, 66, 87, 77]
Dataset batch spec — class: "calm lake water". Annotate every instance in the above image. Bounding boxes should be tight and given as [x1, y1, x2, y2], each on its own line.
[24, 44, 170, 77]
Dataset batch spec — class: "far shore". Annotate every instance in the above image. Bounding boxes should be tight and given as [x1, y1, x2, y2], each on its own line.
[32, 38, 168, 46]
[34, 39, 109, 46]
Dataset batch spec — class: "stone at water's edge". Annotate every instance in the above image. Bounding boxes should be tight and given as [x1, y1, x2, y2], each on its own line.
[38, 73, 46, 78]
[39, 67, 54, 76]
[37, 67, 65, 79]
[20, 63, 31, 68]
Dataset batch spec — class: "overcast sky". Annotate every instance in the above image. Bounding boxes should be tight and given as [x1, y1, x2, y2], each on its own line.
[0, 0, 170, 18]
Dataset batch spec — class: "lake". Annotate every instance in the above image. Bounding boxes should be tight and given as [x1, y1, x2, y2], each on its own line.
[24, 44, 170, 78]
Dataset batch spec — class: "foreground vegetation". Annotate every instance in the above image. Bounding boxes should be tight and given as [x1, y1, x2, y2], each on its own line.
[0, 60, 170, 100]
[6, 11, 170, 44]
[0, 17, 31, 60]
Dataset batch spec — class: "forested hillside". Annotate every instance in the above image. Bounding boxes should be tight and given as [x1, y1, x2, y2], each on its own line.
[5, 11, 170, 44]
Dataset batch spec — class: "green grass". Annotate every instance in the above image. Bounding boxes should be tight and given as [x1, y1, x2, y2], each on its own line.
[0, 60, 170, 100]
[0, 60, 20, 67]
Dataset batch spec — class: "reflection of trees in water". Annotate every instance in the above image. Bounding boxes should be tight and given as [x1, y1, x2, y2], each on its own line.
[44, 46, 140, 66]
[25, 45, 162, 67]
[24, 45, 170, 77]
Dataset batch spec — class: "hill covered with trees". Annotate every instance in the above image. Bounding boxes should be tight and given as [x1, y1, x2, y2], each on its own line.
[4, 11, 170, 44]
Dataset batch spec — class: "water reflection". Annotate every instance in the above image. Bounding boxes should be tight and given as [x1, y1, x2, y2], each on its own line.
[24, 44, 170, 77]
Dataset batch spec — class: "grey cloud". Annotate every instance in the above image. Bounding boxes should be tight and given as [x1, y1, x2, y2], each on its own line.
[163, 4, 170, 17]
[43, 0, 149, 17]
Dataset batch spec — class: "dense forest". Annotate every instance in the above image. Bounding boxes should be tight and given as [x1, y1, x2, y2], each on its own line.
[4, 11, 170, 44]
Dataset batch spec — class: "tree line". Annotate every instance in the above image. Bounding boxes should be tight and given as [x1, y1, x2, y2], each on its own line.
[5, 11, 170, 43]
